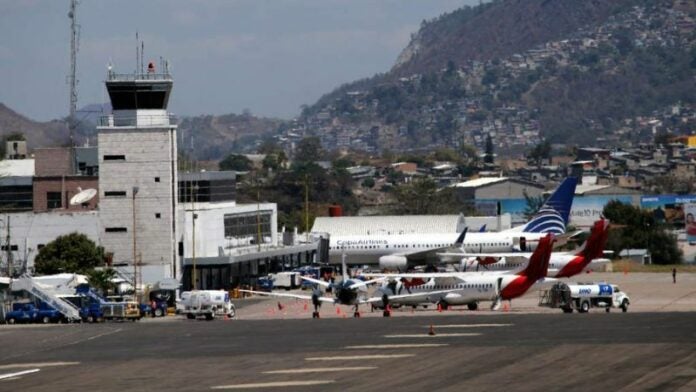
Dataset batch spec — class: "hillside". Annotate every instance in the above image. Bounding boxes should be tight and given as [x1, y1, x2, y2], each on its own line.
[392, 0, 642, 75]
[0, 103, 71, 149]
[177, 112, 283, 160]
[0, 103, 281, 161]
[300, 0, 696, 155]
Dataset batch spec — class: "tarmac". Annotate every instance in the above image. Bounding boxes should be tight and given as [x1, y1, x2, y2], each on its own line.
[0, 271, 695, 391]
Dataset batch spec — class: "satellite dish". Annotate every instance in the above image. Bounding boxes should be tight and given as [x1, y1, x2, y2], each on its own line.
[70, 187, 97, 206]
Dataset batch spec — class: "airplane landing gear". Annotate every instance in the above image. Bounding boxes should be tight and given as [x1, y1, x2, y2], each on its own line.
[382, 294, 391, 317]
[311, 292, 322, 319]
[353, 304, 361, 318]
[312, 311, 320, 319]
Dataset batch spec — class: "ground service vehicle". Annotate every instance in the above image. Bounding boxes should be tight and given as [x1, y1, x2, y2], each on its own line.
[180, 290, 236, 320]
[268, 272, 299, 290]
[539, 282, 630, 313]
[5, 303, 62, 324]
[101, 301, 141, 321]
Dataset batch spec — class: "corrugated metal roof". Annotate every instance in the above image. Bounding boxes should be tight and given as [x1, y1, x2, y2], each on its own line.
[311, 215, 464, 236]
[453, 177, 508, 188]
[575, 184, 611, 195]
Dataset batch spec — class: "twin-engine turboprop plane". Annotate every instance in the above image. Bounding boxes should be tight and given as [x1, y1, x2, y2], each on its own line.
[239, 255, 450, 318]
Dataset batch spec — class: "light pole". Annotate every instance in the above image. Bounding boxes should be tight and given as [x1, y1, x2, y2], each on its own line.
[132, 186, 139, 297]
[192, 184, 198, 290]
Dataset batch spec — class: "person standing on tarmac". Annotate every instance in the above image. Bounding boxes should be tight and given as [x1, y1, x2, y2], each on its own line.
[672, 268, 677, 284]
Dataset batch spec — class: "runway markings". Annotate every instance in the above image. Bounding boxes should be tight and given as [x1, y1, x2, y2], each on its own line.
[0, 362, 80, 370]
[263, 366, 376, 374]
[211, 380, 335, 389]
[0, 369, 40, 381]
[344, 343, 448, 349]
[384, 333, 481, 338]
[306, 354, 415, 361]
[424, 323, 514, 328]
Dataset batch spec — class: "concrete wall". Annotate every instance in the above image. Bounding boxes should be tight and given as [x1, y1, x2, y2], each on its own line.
[34, 148, 72, 176]
[98, 123, 178, 283]
[178, 202, 278, 263]
[0, 211, 100, 273]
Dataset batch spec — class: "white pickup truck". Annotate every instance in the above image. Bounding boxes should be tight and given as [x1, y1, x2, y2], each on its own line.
[539, 282, 630, 313]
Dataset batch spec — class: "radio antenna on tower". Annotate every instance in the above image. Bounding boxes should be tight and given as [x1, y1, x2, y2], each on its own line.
[68, 0, 79, 172]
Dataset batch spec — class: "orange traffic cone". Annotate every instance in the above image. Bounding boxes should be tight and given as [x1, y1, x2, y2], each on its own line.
[336, 307, 341, 315]
[428, 324, 436, 336]
[304, 303, 308, 311]
[437, 303, 442, 312]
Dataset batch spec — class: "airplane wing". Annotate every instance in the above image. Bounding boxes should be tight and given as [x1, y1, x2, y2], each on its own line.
[348, 277, 386, 290]
[299, 276, 332, 288]
[438, 251, 532, 259]
[369, 289, 461, 302]
[238, 289, 334, 303]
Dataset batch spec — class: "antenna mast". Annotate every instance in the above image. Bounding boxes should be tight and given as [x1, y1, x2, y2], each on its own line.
[68, 0, 79, 172]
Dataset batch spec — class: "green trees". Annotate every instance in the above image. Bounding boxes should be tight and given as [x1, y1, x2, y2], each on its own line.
[602, 201, 682, 264]
[528, 139, 551, 166]
[86, 268, 117, 296]
[391, 178, 462, 215]
[219, 154, 252, 171]
[34, 233, 105, 275]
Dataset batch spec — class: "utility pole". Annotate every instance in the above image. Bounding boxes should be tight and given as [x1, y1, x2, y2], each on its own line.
[192, 183, 198, 290]
[5, 216, 11, 278]
[304, 174, 310, 242]
[132, 187, 138, 297]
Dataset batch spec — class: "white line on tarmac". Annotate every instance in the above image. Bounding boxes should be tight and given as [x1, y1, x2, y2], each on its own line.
[87, 328, 123, 341]
[0, 368, 40, 380]
[211, 380, 335, 389]
[345, 343, 449, 349]
[0, 362, 80, 370]
[384, 333, 481, 338]
[263, 366, 376, 374]
[305, 354, 415, 361]
[424, 323, 514, 328]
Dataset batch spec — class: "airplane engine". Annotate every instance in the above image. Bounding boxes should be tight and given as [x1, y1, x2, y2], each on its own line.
[379, 255, 408, 270]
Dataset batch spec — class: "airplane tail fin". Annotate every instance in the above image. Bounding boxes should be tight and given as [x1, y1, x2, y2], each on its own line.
[574, 219, 610, 260]
[520, 177, 578, 235]
[520, 234, 554, 280]
[454, 227, 468, 247]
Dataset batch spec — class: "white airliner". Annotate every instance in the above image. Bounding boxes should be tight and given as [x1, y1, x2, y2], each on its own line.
[328, 177, 577, 269]
[371, 234, 555, 314]
[445, 219, 611, 278]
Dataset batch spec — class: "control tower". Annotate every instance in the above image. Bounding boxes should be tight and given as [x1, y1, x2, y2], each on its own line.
[97, 62, 178, 285]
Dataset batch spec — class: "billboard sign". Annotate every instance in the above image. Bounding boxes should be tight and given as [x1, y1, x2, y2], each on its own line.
[686, 203, 696, 245]
[641, 195, 696, 227]
[569, 195, 634, 228]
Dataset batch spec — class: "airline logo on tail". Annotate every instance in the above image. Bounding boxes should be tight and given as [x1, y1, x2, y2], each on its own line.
[521, 177, 578, 235]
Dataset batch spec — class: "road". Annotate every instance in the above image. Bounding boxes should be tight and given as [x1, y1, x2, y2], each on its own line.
[1, 312, 696, 391]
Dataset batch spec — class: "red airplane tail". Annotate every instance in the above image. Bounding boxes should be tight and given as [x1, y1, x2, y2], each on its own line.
[519, 234, 554, 280]
[575, 219, 609, 261]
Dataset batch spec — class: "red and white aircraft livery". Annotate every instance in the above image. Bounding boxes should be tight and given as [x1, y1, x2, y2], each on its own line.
[372, 234, 555, 313]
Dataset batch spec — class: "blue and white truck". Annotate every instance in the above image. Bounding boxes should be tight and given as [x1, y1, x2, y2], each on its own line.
[539, 282, 630, 313]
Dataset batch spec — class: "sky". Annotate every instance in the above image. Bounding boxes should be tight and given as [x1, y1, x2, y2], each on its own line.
[0, 0, 479, 121]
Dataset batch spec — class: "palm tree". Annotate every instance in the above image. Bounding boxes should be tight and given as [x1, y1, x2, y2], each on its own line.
[87, 268, 117, 296]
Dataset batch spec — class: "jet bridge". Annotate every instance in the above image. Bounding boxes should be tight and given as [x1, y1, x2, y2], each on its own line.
[11, 275, 82, 322]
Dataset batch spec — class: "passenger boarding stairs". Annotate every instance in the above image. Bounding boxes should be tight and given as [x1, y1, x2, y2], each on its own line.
[76, 285, 109, 305]
[12, 274, 83, 322]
